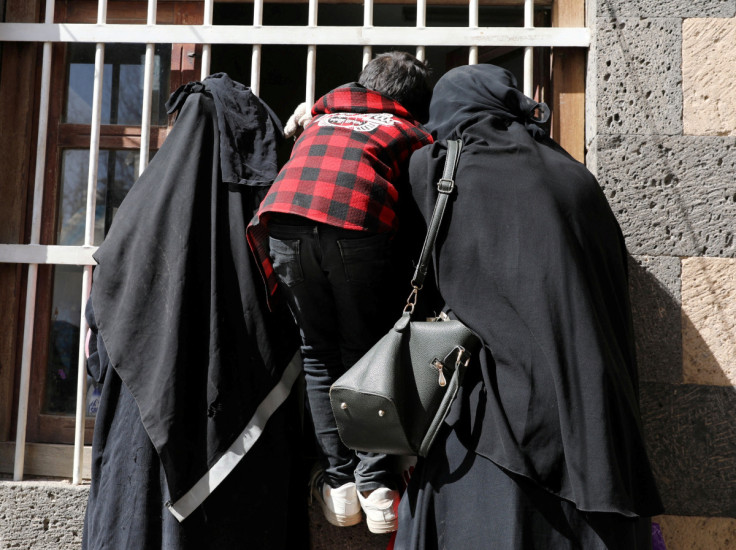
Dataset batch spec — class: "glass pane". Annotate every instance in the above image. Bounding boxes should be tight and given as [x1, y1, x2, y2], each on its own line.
[44, 265, 103, 417]
[64, 43, 171, 126]
[58, 149, 141, 246]
[46, 148, 143, 415]
[43, 266, 80, 414]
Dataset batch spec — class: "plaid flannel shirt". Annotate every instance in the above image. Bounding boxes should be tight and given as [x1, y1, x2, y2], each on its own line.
[247, 83, 433, 298]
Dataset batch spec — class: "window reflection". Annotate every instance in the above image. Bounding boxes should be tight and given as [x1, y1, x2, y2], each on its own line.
[46, 149, 145, 415]
[58, 150, 140, 246]
[64, 43, 171, 126]
[44, 265, 84, 415]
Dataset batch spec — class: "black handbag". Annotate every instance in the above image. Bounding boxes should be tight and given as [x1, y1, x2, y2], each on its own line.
[329, 140, 481, 457]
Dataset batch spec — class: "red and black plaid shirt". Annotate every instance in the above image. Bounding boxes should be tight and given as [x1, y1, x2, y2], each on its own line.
[247, 84, 433, 298]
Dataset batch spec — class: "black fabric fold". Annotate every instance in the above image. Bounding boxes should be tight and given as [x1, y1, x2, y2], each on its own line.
[166, 72, 284, 186]
[425, 63, 549, 140]
[90, 81, 297, 506]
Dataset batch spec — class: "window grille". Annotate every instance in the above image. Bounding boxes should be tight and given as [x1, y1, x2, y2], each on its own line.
[0, 0, 589, 484]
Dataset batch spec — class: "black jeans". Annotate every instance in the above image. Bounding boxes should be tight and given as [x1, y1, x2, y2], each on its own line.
[268, 218, 397, 492]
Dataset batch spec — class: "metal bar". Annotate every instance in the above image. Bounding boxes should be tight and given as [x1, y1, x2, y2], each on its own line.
[305, 0, 317, 106]
[0, 245, 97, 265]
[72, 266, 92, 484]
[201, 0, 214, 79]
[72, 18, 106, 485]
[524, 0, 534, 26]
[0, 23, 591, 48]
[308, 0, 318, 26]
[253, 0, 263, 26]
[140, 45, 155, 172]
[469, 47, 478, 64]
[251, 0, 263, 95]
[364, 0, 373, 28]
[98, 0, 108, 25]
[147, 0, 157, 25]
[85, 46, 105, 258]
[416, 0, 426, 61]
[13, 0, 56, 483]
[139, 0, 158, 175]
[201, 47, 211, 79]
[362, 0, 373, 68]
[251, 45, 262, 96]
[469, 0, 479, 64]
[524, 0, 534, 97]
[306, 45, 316, 108]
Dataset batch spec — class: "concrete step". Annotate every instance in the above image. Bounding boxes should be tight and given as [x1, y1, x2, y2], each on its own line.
[308, 499, 393, 550]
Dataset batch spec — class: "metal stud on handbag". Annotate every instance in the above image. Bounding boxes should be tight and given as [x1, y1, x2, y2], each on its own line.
[329, 140, 481, 457]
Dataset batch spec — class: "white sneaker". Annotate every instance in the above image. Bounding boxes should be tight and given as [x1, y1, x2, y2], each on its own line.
[309, 468, 362, 527]
[358, 487, 399, 534]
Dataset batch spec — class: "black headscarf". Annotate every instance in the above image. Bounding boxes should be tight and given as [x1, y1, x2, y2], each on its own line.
[426, 63, 549, 140]
[165, 72, 283, 186]
[90, 75, 297, 509]
[407, 64, 662, 517]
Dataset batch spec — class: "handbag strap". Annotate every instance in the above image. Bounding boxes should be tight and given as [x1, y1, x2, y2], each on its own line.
[405, 139, 463, 314]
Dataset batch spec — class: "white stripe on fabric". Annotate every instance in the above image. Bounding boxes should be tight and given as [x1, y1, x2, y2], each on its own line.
[166, 352, 302, 522]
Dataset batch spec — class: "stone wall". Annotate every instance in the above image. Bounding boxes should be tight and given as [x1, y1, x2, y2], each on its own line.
[589, 1, 736, 548]
[0, 480, 87, 549]
[0, 479, 388, 550]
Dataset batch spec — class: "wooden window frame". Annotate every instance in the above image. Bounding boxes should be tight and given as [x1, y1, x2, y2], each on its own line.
[1, 0, 586, 477]
[17, 0, 202, 447]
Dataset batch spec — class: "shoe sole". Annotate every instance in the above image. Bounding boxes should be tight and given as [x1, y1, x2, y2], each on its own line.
[320, 504, 362, 527]
[365, 516, 398, 534]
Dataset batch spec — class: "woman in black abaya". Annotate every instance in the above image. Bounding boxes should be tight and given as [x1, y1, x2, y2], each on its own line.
[394, 64, 663, 549]
[83, 74, 306, 550]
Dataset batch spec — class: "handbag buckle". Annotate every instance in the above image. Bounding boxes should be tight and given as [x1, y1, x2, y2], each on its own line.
[403, 285, 421, 314]
[437, 178, 455, 194]
[455, 346, 471, 368]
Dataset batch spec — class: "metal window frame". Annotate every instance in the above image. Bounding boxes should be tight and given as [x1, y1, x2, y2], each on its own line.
[0, 0, 589, 484]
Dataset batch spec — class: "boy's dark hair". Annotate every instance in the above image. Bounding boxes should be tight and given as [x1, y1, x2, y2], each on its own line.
[358, 51, 432, 123]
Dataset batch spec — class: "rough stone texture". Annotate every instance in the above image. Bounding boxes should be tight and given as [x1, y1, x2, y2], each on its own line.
[640, 382, 736, 517]
[598, 0, 736, 18]
[681, 257, 736, 386]
[596, 135, 736, 257]
[683, 18, 736, 137]
[0, 479, 391, 549]
[596, 17, 682, 136]
[628, 255, 682, 383]
[654, 515, 736, 550]
[0, 480, 87, 550]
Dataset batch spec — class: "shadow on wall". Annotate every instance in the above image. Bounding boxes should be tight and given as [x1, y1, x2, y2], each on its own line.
[628, 255, 736, 519]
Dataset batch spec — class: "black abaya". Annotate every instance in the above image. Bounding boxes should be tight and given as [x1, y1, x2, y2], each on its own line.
[83, 75, 306, 549]
[395, 64, 662, 549]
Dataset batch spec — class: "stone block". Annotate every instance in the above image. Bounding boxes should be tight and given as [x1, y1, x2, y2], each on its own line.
[654, 515, 736, 550]
[683, 18, 736, 137]
[598, 0, 736, 18]
[0, 480, 87, 550]
[628, 255, 682, 383]
[0, 479, 393, 550]
[596, 135, 736, 257]
[681, 257, 736, 385]
[596, 17, 682, 135]
[640, 382, 736, 517]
